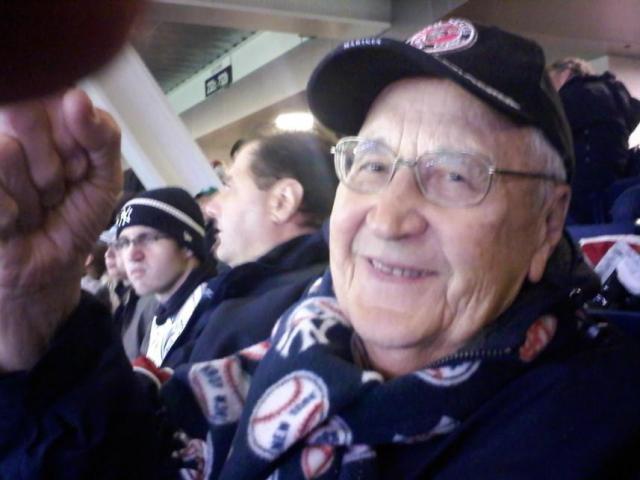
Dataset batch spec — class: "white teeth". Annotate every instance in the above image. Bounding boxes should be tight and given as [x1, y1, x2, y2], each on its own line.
[370, 259, 427, 278]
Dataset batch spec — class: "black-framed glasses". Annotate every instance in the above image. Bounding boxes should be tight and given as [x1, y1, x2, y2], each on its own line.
[114, 232, 170, 251]
[331, 136, 564, 207]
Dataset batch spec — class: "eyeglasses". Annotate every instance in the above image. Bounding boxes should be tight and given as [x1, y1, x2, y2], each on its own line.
[113, 232, 170, 251]
[331, 137, 564, 207]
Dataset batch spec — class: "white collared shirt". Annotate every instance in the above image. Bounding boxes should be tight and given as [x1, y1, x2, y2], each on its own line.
[145, 282, 207, 366]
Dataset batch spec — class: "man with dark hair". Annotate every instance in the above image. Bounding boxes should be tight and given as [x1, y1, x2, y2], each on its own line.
[249, 132, 337, 229]
[210, 132, 335, 267]
[162, 131, 337, 366]
[228, 138, 247, 160]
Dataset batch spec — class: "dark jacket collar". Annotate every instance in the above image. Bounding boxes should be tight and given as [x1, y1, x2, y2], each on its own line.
[154, 259, 217, 325]
[254, 230, 328, 270]
[205, 231, 328, 300]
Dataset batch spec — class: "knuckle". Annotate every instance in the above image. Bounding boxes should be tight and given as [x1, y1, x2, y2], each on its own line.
[5, 106, 45, 137]
[34, 157, 63, 186]
[0, 134, 23, 164]
[31, 161, 64, 206]
[0, 195, 18, 233]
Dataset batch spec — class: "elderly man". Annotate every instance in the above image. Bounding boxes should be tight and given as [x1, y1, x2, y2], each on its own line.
[0, 19, 639, 480]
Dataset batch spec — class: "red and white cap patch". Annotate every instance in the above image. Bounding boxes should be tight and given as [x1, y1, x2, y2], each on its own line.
[407, 18, 477, 54]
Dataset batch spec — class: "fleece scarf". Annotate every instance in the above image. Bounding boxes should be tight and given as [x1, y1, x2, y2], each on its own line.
[171, 263, 586, 480]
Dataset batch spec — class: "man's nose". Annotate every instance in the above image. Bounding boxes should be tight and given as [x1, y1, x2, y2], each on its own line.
[123, 242, 145, 261]
[365, 168, 428, 239]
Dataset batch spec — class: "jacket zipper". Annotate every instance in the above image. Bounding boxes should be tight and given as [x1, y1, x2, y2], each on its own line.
[426, 346, 514, 369]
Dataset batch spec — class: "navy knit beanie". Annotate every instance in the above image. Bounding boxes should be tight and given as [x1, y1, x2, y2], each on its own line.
[115, 187, 206, 261]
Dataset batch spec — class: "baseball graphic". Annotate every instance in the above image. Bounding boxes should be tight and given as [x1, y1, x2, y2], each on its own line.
[301, 445, 334, 479]
[415, 360, 481, 387]
[307, 416, 352, 447]
[189, 357, 248, 426]
[248, 371, 329, 460]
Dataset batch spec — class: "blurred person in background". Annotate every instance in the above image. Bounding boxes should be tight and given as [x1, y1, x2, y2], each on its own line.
[194, 186, 220, 260]
[80, 240, 110, 308]
[548, 57, 640, 223]
[103, 225, 158, 360]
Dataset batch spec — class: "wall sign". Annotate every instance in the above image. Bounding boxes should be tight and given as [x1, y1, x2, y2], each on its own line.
[205, 65, 233, 97]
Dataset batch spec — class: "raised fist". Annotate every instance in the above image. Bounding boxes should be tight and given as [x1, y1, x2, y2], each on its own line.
[0, 89, 122, 371]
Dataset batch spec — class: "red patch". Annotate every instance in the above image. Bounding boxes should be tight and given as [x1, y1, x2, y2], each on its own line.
[519, 315, 557, 362]
[407, 18, 477, 54]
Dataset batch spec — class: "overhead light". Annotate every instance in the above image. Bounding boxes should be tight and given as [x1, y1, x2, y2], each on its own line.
[275, 112, 314, 131]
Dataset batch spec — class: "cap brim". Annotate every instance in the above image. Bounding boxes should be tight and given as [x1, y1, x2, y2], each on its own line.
[307, 38, 529, 135]
[99, 227, 117, 244]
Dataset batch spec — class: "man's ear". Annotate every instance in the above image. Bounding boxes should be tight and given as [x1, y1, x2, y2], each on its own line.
[528, 184, 571, 283]
[268, 178, 304, 224]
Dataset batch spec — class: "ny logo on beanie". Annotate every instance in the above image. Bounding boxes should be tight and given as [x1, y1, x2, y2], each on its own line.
[116, 205, 133, 227]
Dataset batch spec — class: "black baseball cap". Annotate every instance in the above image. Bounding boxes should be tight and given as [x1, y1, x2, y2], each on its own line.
[307, 18, 574, 181]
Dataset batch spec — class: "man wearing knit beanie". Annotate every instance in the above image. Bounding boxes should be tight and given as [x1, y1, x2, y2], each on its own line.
[114, 187, 215, 366]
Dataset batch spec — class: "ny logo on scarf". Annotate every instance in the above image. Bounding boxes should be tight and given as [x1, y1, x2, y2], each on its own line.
[274, 297, 346, 358]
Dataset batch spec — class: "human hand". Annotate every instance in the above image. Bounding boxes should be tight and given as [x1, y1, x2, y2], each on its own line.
[0, 89, 122, 372]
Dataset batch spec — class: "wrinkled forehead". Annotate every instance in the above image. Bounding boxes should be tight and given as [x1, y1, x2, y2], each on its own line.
[359, 78, 528, 162]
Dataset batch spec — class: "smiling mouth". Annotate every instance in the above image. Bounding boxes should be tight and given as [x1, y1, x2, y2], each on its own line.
[368, 258, 433, 279]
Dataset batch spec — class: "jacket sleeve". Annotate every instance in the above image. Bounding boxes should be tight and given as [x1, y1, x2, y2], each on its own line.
[0, 294, 177, 479]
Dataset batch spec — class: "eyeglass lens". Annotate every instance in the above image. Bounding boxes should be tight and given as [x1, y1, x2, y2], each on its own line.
[115, 232, 165, 250]
[338, 138, 492, 206]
